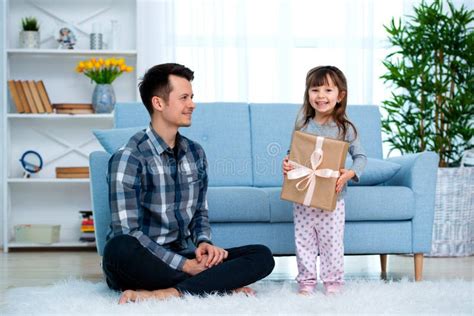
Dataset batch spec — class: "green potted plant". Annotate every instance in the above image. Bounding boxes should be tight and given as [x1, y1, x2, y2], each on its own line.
[381, 0, 473, 256]
[20, 16, 40, 49]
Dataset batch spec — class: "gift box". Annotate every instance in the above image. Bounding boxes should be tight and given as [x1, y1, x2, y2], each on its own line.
[280, 130, 349, 211]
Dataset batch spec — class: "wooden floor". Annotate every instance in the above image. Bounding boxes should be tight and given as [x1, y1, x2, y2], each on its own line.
[1, 250, 473, 304]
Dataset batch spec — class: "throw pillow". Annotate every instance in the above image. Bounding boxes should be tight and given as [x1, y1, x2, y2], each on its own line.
[346, 157, 401, 186]
[93, 127, 145, 154]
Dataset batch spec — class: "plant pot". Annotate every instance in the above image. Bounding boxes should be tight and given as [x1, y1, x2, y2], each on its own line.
[20, 31, 40, 49]
[92, 84, 116, 113]
[429, 152, 474, 257]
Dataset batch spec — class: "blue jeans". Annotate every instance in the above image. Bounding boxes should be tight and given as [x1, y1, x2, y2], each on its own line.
[102, 235, 275, 295]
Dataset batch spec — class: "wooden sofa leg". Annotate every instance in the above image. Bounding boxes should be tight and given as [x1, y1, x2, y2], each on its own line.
[380, 254, 387, 273]
[414, 253, 423, 281]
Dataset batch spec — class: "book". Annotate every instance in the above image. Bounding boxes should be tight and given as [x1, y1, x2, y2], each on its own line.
[79, 236, 95, 242]
[14, 81, 31, 113]
[56, 173, 90, 179]
[20, 80, 38, 113]
[55, 108, 94, 114]
[7, 80, 24, 113]
[36, 81, 54, 113]
[79, 210, 95, 242]
[82, 219, 93, 225]
[79, 210, 93, 217]
[80, 225, 95, 232]
[56, 166, 90, 178]
[56, 167, 89, 174]
[80, 232, 95, 237]
[27, 80, 46, 113]
[53, 103, 93, 110]
[79, 234, 96, 242]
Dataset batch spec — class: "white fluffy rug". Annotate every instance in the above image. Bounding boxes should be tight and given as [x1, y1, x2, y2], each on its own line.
[2, 279, 473, 315]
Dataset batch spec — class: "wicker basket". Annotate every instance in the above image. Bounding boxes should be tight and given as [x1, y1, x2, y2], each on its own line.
[429, 150, 474, 257]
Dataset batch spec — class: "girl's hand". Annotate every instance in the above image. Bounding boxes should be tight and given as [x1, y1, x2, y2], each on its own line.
[336, 169, 355, 193]
[282, 155, 294, 175]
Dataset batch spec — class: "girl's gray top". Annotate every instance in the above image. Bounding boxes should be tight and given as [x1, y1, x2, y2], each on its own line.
[300, 119, 367, 198]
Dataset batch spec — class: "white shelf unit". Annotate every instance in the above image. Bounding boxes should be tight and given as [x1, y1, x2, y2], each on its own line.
[8, 241, 96, 248]
[7, 113, 114, 119]
[7, 48, 138, 56]
[8, 178, 91, 184]
[2, 0, 138, 251]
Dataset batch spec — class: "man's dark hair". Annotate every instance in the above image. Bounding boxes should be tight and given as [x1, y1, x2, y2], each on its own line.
[138, 63, 194, 115]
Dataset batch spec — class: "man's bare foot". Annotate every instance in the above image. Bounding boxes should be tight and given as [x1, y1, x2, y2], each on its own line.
[297, 289, 313, 296]
[233, 286, 256, 296]
[118, 288, 181, 304]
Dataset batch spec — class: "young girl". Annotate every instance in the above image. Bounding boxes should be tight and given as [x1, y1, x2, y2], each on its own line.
[283, 66, 367, 295]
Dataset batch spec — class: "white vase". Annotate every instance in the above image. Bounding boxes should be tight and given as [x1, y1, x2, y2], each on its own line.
[20, 31, 40, 49]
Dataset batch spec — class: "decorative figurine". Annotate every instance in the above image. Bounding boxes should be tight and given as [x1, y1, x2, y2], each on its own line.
[57, 27, 76, 49]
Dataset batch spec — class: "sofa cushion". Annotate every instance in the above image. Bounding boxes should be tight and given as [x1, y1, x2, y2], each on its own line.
[346, 106, 383, 159]
[93, 127, 145, 154]
[347, 158, 401, 186]
[261, 186, 415, 222]
[179, 103, 253, 186]
[114, 102, 150, 128]
[250, 104, 384, 187]
[97, 103, 254, 186]
[207, 187, 270, 222]
[250, 103, 299, 187]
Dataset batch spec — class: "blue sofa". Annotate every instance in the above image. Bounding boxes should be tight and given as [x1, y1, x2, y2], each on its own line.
[90, 103, 439, 281]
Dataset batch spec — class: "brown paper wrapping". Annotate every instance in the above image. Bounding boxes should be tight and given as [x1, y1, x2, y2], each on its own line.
[280, 130, 349, 211]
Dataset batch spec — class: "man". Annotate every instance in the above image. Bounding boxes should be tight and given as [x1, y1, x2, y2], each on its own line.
[103, 63, 275, 304]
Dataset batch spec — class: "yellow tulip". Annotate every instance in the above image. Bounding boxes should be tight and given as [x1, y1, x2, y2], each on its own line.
[75, 56, 131, 83]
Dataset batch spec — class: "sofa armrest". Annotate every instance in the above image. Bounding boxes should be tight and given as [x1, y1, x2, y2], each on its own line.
[386, 152, 439, 253]
[89, 151, 112, 256]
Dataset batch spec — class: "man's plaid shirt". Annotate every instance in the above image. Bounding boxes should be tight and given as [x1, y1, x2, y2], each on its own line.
[107, 126, 212, 271]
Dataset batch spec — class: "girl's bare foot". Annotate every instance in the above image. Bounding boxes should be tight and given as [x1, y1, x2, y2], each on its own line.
[233, 286, 256, 296]
[118, 288, 180, 304]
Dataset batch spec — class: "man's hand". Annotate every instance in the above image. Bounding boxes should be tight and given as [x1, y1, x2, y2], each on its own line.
[195, 242, 228, 268]
[182, 255, 209, 276]
[336, 169, 355, 193]
[282, 155, 294, 175]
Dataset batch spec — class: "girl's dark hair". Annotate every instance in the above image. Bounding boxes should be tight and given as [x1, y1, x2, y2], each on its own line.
[296, 65, 357, 140]
[138, 63, 194, 115]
